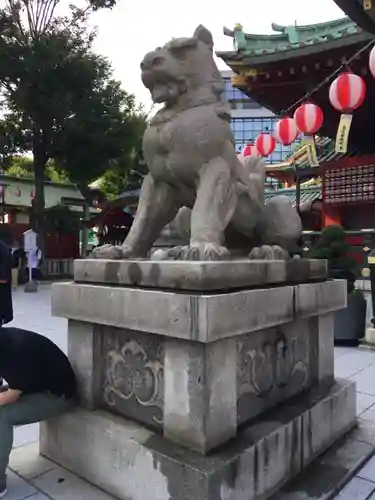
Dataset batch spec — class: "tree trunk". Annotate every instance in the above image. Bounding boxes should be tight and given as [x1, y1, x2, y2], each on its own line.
[78, 184, 91, 258]
[33, 130, 48, 253]
[82, 202, 90, 258]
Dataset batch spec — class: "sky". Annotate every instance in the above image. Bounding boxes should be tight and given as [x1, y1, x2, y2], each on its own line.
[89, 0, 345, 109]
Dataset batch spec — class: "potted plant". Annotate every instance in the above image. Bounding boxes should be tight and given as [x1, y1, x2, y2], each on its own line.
[309, 225, 366, 345]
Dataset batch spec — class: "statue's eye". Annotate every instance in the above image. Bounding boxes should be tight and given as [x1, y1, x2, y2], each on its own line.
[153, 57, 164, 66]
[170, 47, 187, 60]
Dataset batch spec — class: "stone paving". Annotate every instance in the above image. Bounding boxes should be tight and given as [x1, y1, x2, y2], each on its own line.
[5, 284, 375, 499]
[331, 347, 375, 500]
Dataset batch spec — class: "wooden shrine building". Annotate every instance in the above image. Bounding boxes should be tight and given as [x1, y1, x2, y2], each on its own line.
[217, 16, 375, 232]
[217, 17, 375, 150]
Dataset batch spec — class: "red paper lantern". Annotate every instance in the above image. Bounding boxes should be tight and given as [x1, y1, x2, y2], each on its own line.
[293, 103, 324, 135]
[274, 118, 299, 145]
[369, 46, 375, 78]
[255, 133, 276, 157]
[241, 144, 258, 157]
[329, 72, 366, 112]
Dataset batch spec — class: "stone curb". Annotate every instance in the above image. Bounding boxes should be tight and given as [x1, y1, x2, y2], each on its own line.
[271, 419, 375, 499]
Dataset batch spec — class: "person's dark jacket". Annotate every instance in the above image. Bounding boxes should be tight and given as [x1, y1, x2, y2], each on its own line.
[0, 240, 13, 325]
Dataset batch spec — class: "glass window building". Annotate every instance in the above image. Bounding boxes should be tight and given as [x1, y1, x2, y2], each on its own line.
[221, 71, 294, 164]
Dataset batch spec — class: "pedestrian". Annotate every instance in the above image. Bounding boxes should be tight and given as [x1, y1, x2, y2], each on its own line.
[10, 240, 23, 291]
[0, 240, 12, 327]
[0, 327, 76, 498]
[27, 246, 43, 281]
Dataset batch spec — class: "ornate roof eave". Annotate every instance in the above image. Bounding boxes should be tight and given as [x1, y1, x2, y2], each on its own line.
[333, 0, 375, 35]
[223, 17, 356, 41]
[216, 30, 373, 66]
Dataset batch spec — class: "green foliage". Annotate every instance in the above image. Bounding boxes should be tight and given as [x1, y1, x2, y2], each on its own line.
[97, 115, 147, 199]
[2, 156, 70, 183]
[53, 93, 146, 194]
[4, 156, 34, 179]
[45, 162, 70, 184]
[89, 0, 118, 9]
[309, 225, 358, 293]
[0, 0, 141, 249]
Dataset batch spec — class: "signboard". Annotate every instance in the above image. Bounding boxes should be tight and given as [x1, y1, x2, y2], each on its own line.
[23, 229, 37, 252]
[334, 113, 353, 154]
[324, 165, 375, 205]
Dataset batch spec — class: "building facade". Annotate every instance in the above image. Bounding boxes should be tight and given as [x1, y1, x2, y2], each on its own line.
[221, 70, 292, 163]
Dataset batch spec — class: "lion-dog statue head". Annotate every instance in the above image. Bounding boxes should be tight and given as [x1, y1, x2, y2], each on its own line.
[140, 25, 224, 107]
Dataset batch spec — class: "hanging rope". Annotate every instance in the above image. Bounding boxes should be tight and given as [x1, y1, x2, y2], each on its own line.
[276, 38, 375, 118]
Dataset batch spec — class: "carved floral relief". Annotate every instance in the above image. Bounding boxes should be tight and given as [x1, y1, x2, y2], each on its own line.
[102, 333, 164, 426]
[238, 329, 309, 399]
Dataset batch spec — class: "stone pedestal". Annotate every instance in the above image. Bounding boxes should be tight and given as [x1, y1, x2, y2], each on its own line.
[40, 258, 356, 500]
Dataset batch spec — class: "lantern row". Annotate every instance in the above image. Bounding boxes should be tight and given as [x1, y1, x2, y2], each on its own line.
[239, 45, 375, 162]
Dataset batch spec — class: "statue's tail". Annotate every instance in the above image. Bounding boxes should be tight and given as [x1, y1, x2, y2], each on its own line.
[236, 154, 266, 203]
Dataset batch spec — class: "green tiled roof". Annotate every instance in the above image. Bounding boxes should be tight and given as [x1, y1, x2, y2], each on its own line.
[265, 186, 321, 207]
[0, 176, 85, 211]
[273, 137, 363, 174]
[216, 17, 372, 63]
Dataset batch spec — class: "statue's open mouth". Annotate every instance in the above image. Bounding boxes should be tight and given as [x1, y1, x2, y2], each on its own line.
[142, 73, 180, 104]
[150, 85, 168, 103]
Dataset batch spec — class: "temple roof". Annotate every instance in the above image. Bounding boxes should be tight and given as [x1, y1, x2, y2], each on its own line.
[333, 1, 375, 35]
[267, 137, 362, 174]
[216, 16, 375, 151]
[216, 17, 371, 65]
[0, 175, 88, 211]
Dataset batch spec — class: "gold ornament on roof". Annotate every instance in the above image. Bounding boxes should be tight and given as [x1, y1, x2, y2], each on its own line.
[231, 74, 247, 86]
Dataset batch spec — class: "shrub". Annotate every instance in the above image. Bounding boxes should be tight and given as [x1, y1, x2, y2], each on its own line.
[309, 225, 358, 293]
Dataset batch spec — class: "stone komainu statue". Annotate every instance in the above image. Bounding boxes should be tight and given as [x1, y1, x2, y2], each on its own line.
[94, 25, 302, 261]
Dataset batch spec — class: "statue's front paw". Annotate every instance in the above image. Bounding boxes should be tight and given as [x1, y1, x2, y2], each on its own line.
[92, 244, 137, 260]
[248, 245, 289, 261]
[120, 245, 138, 259]
[176, 243, 231, 261]
[92, 244, 124, 260]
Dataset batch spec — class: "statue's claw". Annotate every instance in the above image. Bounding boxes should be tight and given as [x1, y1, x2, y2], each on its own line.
[175, 243, 231, 261]
[92, 244, 137, 260]
[248, 245, 289, 261]
[92, 244, 123, 259]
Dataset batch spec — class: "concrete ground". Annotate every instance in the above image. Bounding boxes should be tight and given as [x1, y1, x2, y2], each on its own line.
[5, 284, 375, 499]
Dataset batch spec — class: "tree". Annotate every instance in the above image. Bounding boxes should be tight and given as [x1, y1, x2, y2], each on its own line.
[83, 113, 147, 200]
[309, 225, 358, 294]
[3, 156, 69, 183]
[53, 95, 147, 198]
[0, 0, 144, 250]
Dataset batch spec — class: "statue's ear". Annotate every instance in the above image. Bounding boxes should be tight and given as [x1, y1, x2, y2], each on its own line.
[193, 25, 214, 49]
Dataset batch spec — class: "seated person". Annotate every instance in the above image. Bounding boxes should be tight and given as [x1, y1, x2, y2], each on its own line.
[0, 327, 76, 498]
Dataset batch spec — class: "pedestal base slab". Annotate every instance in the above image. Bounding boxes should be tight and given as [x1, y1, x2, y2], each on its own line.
[40, 379, 356, 500]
